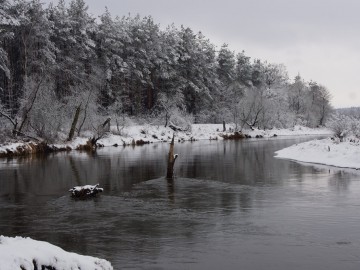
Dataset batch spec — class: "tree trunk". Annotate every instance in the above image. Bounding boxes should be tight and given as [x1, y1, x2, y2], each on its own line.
[17, 74, 45, 134]
[166, 134, 178, 179]
[164, 111, 169, 127]
[147, 85, 153, 109]
[223, 120, 226, 132]
[67, 104, 82, 141]
[77, 91, 92, 136]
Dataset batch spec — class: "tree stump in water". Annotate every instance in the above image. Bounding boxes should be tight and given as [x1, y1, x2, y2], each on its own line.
[166, 134, 178, 179]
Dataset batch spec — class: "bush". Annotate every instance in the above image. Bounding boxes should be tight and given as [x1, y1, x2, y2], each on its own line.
[326, 114, 360, 140]
[169, 108, 194, 132]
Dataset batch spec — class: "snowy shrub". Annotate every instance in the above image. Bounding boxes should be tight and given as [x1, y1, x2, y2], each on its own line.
[16, 77, 66, 142]
[195, 109, 218, 124]
[0, 110, 13, 142]
[294, 117, 308, 128]
[137, 112, 164, 126]
[63, 88, 103, 138]
[110, 115, 135, 136]
[169, 108, 194, 132]
[326, 114, 352, 139]
[140, 124, 151, 135]
[349, 118, 360, 138]
[0, 126, 10, 143]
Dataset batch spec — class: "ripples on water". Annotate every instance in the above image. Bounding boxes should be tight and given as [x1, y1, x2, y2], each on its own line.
[1, 137, 360, 269]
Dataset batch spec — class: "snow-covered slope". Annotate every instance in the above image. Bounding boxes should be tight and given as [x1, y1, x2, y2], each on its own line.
[275, 138, 360, 169]
[0, 236, 113, 270]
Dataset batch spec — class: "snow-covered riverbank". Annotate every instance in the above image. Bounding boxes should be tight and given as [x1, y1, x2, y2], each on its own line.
[0, 236, 113, 270]
[275, 137, 360, 169]
[0, 124, 331, 157]
[97, 124, 332, 146]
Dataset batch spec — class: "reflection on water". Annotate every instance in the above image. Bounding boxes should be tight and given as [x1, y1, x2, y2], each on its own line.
[1, 137, 360, 270]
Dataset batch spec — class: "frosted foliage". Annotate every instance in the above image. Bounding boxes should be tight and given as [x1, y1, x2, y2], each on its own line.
[30, 87, 65, 142]
[0, 0, 334, 142]
[169, 108, 194, 131]
[326, 114, 360, 139]
[17, 77, 64, 142]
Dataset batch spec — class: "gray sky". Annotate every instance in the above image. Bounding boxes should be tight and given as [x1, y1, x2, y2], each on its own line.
[42, 0, 360, 108]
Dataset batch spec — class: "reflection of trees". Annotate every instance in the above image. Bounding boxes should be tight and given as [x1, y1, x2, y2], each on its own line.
[328, 170, 351, 193]
[178, 140, 297, 186]
[0, 145, 170, 198]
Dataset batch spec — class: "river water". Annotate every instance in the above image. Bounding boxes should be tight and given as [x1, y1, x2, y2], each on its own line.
[1, 137, 360, 269]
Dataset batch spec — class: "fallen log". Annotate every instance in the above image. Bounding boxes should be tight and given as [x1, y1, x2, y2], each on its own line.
[168, 122, 190, 132]
[220, 132, 246, 140]
[69, 184, 103, 199]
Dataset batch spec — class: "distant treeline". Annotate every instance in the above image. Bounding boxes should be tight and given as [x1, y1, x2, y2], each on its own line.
[0, 0, 332, 141]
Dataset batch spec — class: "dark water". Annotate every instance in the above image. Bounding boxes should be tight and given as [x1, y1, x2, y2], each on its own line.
[1, 137, 360, 270]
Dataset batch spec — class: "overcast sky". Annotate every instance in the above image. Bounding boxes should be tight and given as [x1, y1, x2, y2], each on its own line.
[42, 0, 360, 108]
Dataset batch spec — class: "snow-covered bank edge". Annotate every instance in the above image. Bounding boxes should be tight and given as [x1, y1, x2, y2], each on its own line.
[275, 137, 360, 170]
[0, 124, 332, 158]
[0, 236, 113, 270]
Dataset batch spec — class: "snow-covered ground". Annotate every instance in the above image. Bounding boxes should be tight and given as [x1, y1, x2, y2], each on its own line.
[0, 236, 113, 270]
[275, 137, 360, 169]
[0, 124, 332, 156]
[95, 124, 332, 146]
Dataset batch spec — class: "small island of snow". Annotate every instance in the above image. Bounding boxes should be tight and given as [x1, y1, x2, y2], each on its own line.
[275, 138, 360, 169]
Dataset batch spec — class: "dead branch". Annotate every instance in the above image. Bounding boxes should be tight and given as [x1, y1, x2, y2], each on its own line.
[166, 134, 178, 179]
[0, 110, 17, 128]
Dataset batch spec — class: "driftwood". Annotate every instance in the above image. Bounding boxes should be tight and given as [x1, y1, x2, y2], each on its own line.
[76, 118, 111, 151]
[69, 184, 103, 199]
[168, 123, 183, 132]
[220, 132, 246, 140]
[168, 122, 190, 132]
[166, 134, 178, 179]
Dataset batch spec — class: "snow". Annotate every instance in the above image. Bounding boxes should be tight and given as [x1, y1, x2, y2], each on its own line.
[0, 142, 26, 153]
[69, 184, 104, 197]
[0, 236, 113, 270]
[0, 124, 332, 156]
[275, 137, 360, 169]
[53, 137, 88, 149]
[70, 184, 103, 192]
[248, 125, 332, 137]
[98, 124, 332, 146]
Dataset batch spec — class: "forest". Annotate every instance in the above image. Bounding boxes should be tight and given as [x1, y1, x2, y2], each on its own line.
[0, 0, 333, 142]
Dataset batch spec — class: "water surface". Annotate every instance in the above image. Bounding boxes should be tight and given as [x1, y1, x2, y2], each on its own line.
[1, 137, 360, 269]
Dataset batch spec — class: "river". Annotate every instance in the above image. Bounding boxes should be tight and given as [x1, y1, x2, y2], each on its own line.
[0, 136, 360, 269]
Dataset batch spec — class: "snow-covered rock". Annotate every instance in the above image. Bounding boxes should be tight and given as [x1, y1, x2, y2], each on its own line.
[0, 236, 113, 270]
[275, 137, 360, 169]
[69, 184, 104, 198]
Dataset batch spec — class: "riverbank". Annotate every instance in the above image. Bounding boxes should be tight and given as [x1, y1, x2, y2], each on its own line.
[0, 236, 113, 270]
[0, 124, 332, 157]
[275, 137, 360, 169]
